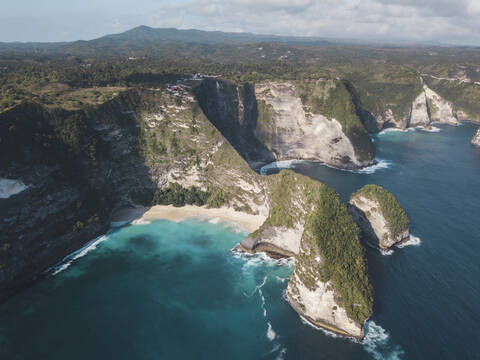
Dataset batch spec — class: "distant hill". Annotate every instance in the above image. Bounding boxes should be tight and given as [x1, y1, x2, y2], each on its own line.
[0, 26, 332, 56]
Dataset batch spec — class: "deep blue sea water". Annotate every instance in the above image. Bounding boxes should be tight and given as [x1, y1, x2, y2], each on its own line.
[1, 123, 479, 359]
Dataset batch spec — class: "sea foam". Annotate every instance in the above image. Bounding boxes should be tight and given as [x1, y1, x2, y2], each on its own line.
[362, 321, 405, 360]
[267, 322, 277, 341]
[51, 234, 108, 275]
[396, 235, 421, 248]
[260, 160, 305, 175]
[356, 159, 392, 174]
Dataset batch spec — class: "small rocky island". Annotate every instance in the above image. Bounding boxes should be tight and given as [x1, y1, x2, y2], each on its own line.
[348, 185, 410, 250]
[472, 128, 480, 147]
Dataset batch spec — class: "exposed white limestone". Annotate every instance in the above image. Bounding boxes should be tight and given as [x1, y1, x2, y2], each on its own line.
[255, 82, 368, 168]
[409, 91, 430, 127]
[472, 128, 480, 147]
[349, 195, 409, 249]
[423, 85, 458, 125]
[0, 178, 28, 199]
[287, 277, 364, 338]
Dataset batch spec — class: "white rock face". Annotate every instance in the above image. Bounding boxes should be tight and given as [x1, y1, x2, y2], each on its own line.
[286, 231, 364, 338]
[349, 195, 409, 249]
[0, 178, 28, 199]
[472, 128, 480, 147]
[409, 91, 430, 127]
[423, 85, 458, 125]
[240, 224, 303, 257]
[287, 278, 364, 338]
[376, 80, 458, 131]
[254, 82, 369, 168]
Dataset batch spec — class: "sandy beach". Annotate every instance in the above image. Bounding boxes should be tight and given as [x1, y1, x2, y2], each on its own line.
[142, 205, 266, 233]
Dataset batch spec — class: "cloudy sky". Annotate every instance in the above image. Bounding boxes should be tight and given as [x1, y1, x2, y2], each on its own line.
[2, 0, 480, 45]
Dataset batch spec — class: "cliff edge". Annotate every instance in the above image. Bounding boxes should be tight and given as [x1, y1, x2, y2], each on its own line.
[348, 185, 410, 250]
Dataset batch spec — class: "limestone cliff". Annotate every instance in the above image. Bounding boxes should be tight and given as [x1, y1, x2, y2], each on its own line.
[1, 85, 374, 340]
[0, 88, 271, 299]
[355, 78, 458, 132]
[196, 78, 375, 170]
[254, 81, 375, 169]
[285, 185, 372, 339]
[349, 185, 410, 250]
[240, 172, 372, 338]
[472, 128, 480, 147]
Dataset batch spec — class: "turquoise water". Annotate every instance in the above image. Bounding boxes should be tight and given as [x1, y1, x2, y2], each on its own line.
[1, 123, 479, 359]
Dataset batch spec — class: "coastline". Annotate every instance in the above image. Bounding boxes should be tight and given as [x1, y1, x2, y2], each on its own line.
[142, 205, 266, 233]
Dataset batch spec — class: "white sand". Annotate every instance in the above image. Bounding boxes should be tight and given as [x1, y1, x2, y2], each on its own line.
[142, 205, 266, 233]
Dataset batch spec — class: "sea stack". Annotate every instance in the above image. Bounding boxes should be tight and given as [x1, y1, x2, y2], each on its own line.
[348, 185, 410, 250]
[472, 128, 480, 147]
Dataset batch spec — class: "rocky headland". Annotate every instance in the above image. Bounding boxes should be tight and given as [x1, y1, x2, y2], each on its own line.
[348, 185, 410, 250]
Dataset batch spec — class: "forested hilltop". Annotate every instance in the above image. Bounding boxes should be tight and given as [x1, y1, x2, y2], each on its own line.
[1, 26, 480, 123]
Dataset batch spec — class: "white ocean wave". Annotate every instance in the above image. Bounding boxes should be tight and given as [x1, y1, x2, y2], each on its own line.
[203, 217, 246, 233]
[0, 178, 28, 199]
[396, 235, 421, 248]
[356, 159, 392, 174]
[130, 218, 151, 225]
[275, 348, 287, 360]
[260, 160, 305, 175]
[362, 321, 405, 360]
[378, 127, 410, 135]
[231, 248, 295, 269]
[267, 322, 277, 341]
[418, 126, 441, 132]
[51, 234, 108, 275]
[275, 275, 289, 283]
[299, 315, 339, 338]
[380, 249, 394, 256]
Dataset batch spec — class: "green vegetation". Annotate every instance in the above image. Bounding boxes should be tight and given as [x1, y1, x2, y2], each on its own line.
[423, 77, 480, 120]
[152, 183, 210, 207]
[352, 184, 410, 239]
[307, 186, 373, 324]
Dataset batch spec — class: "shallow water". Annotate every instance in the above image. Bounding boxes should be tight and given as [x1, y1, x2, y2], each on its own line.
[1, 123, 479, 359]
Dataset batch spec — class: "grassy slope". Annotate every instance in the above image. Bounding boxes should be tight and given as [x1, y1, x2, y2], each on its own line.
[296, 183, 373, 325]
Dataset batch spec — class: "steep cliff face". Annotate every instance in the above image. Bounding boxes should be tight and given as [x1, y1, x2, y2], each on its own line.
[472, 128, 480, 147]
[352, 78, 459, 132]
[255, 81, 375, 169]
[240, 172, 372, 338]
[349, 185, 410, 250]
[285, 185, 372, 339]
[194, 79, 275, 169]
[196, 78, 375, 170]
[0, 88, 272, 299]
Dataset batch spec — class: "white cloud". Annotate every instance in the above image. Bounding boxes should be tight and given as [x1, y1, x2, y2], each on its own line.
[1, 0, 479, 44]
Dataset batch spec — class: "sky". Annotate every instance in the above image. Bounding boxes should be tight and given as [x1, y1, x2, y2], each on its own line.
[1, 0, 480, 45]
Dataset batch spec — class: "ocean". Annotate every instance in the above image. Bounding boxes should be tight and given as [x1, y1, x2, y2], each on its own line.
[1, 123, 479, 359]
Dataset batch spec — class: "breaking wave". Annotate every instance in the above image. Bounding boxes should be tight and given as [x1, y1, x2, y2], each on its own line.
[362, 321, 405, 360]
[231, 247, 295, 269]
[396, 235, 421, 248]
[356, 159, 392, 174]
[267, 322, 277, 341]
[51, 235, 108, 275]
[418, 126, 441, 132]
[131, 218, 151, 225]
[260, 160, 305, 175]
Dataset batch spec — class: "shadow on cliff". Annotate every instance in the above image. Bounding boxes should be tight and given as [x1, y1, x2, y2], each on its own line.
[364, 241, 387, 315]
[0, 90, 157, 301]
[194, 78, 276, 170]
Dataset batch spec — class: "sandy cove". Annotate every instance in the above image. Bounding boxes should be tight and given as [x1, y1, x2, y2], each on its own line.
[141, 205, 266, 233]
